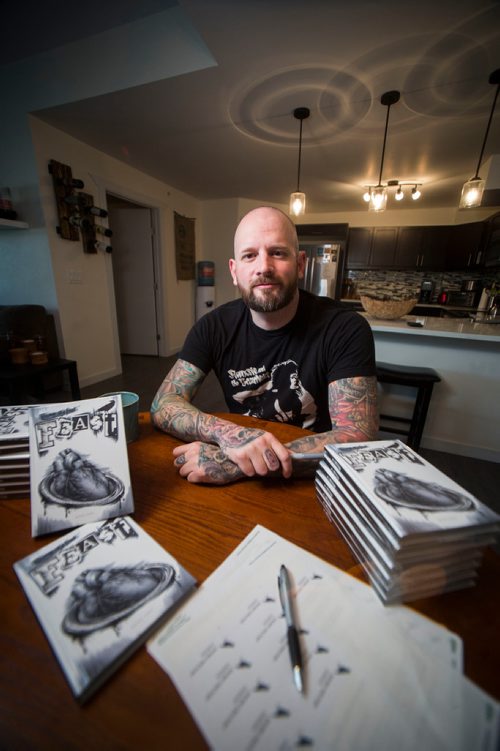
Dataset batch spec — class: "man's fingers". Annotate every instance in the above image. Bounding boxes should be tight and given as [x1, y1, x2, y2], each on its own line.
[263, 448, 280, 470]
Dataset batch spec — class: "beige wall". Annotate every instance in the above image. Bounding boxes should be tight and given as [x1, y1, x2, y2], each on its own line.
[30, 117, 202, 387]
[296, 205, 495, 227]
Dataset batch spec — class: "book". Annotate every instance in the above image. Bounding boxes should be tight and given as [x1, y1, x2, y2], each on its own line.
[324, 440, 500, 546]
[0, 407, 30, 491]
[0, 404, 31, 442]
[315, 440, 500, 604]
[14, 515, 197, 703]
[28, 397, 134, 537]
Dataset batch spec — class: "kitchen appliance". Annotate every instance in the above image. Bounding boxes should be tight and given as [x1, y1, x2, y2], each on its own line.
[298, 241, 343, 298]
[446, 290, 477, 307]
[419, 279, 434, 303]
[296, 223, 348, 300]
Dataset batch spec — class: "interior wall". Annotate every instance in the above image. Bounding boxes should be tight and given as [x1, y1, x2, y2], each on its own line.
[29, 117, 201, 387]
[297, 205, 496, 227]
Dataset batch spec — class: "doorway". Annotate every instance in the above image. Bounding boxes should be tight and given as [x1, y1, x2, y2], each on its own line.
[106, 194, 160, 356]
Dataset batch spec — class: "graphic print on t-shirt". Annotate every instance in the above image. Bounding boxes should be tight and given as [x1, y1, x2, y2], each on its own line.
[229, 359, 317, 428]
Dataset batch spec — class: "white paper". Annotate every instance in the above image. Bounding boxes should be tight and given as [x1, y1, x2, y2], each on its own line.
[149, 526, 496, 751]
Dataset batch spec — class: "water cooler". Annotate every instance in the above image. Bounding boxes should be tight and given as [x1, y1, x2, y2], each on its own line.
[195, 261, 216, 320]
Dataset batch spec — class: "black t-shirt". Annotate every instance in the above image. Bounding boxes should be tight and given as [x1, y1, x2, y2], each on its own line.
[180, 290, 376, 432]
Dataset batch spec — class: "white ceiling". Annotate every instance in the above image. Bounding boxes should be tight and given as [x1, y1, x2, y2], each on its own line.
[7, 0, 500, 214]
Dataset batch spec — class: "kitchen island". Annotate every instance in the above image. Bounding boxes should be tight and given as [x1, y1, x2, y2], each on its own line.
[362, 313, 500, 462]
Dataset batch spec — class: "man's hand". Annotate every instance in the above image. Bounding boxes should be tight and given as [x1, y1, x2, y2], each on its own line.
[214, 425, 293, 478]
[172, 430, 293, 483]
[173, 442, 244, 485]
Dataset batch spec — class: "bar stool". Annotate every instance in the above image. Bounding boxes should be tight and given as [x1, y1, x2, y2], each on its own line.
[376, 362, 441, 452]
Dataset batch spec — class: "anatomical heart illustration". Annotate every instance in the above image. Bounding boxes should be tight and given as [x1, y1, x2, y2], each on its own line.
[29, 397, 134, 537]
[14, 516, 196, 702]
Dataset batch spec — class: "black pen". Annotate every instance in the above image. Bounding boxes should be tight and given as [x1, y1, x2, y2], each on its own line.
[278, 564, 304, 693]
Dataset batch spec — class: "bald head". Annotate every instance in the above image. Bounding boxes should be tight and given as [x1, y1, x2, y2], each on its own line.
[233, 207, 299, 257]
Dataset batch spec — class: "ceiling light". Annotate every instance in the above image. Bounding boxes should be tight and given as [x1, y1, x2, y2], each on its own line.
[362, 93, 424, 209]
[459, 68, 500, 209]
[289, 107, 310, 216]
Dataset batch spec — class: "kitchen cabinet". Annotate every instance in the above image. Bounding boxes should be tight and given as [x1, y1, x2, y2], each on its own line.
[346, 227, 372, 267]
[346, 227, 398, 268]
[420, 226, 449, 268]
[483, 211, 500, 267]
[394, 227, 424, 267]
[446, 222, 485, 269]
[370, 228, 398, 266]
[346, 222, 485, 271]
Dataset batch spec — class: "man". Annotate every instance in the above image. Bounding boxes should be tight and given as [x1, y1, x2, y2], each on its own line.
[151, 206, 378, 484]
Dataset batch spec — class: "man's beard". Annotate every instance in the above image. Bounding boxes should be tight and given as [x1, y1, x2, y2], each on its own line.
[239, 275, 298, 313]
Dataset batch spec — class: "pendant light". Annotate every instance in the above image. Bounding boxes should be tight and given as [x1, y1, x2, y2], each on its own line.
[367, 91, 400, 212]
[459, 68, 500, 209]
[289, 107, 310, 216]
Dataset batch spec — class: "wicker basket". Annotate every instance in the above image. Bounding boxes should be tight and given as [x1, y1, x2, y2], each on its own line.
[360, 296, 418, 320]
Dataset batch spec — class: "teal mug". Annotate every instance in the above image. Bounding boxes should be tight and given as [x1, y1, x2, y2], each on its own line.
[101, 391, 140, 443]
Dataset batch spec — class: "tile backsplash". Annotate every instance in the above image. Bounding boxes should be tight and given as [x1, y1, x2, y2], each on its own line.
[345, 269, 500, 303]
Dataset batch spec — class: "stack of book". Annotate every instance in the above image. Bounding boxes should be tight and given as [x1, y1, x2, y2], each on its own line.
[0, 405, 31, 497]
[315, 439, 500, 605]
[10, 395, 198, 702]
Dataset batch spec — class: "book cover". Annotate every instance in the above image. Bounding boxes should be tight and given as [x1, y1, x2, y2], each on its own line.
[324, 440, 500, 544]
[14, 515, 197, 702]
[29, 397, 134, 537]
[0, 405, 30, 442]
[316, 475, 480, 605]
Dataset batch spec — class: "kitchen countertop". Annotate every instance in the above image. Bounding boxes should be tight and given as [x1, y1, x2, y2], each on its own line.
[361, 313, 500, 342]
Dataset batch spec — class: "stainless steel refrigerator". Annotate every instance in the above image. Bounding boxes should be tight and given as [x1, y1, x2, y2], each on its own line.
[296, 224, 348, 300]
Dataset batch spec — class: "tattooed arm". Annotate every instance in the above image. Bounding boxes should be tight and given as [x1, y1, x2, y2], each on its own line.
[284, 376, 379, 460]
[151, 359, 293, 478]
[167, 374, 378, 485]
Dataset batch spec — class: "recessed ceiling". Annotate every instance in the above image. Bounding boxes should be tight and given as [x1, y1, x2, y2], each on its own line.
[7, 0, 500, 213]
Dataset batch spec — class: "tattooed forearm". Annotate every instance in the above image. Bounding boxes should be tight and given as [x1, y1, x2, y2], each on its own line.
[151, 360, 268, 447]
[203, 419, 265, 448]
[328, 376, 379, 441]
[279, 376, 379, 469]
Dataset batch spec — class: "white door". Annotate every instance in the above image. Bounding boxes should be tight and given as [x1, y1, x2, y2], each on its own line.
[109, 206, 159, 355]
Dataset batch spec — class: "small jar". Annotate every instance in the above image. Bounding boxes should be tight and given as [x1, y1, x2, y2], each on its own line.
[30, 350, 48, 365]
[9, 347, 29, 365]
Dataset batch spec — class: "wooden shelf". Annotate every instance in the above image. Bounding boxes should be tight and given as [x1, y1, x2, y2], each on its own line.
[0, 218, 29, 229]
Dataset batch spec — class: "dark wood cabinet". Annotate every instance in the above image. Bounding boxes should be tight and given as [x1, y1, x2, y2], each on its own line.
[370, 228, 398, 267]
[420, 226, 449, 268]
[346, 221, 487, 271]
[395, 227, 424, 268]
[483, 211, 500, 267]
[446, 222, 485, 270]
[346, 227, 372, 267]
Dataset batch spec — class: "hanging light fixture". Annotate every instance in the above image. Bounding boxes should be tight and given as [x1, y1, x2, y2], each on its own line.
[362, 91, 423, 209]
[289, 107, 310, 216]
[459, 69, 500, 209]
[368, 90, 400, 212]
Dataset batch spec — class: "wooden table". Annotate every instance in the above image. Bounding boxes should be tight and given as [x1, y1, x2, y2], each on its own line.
[0, 357, 81, 403]
[1, 413, 499, 750]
